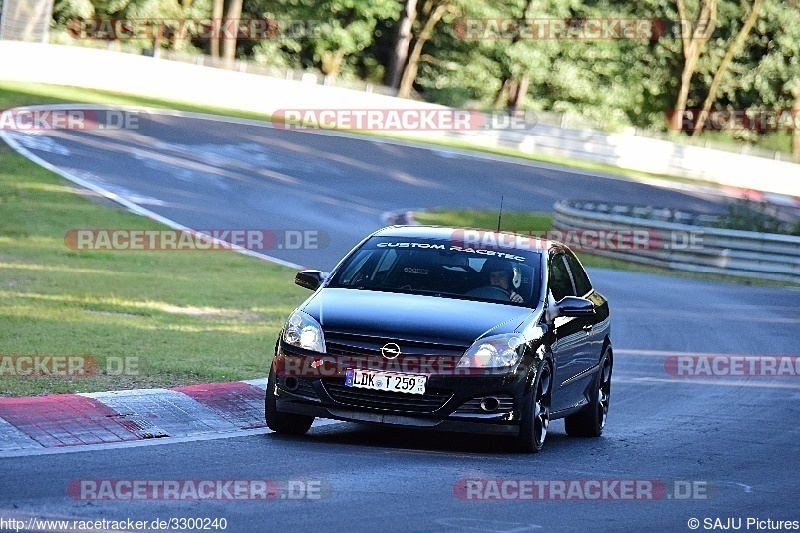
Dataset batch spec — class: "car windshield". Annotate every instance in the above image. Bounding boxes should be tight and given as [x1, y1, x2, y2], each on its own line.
[328, 237, 542, 306]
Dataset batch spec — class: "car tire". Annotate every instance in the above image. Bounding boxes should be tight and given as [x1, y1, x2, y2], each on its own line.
[564, 350, 612, 438]
[264, 366, 314, 435]
[517, 361, 552, 453]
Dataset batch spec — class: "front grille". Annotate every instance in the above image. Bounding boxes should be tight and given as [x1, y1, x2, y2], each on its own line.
[322, 380, 452, 413]
[453, 395, 514, 414]
[324, 331, 467, 358]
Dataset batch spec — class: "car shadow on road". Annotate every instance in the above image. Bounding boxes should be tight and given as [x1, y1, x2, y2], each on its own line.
[262, 420, 621, 457]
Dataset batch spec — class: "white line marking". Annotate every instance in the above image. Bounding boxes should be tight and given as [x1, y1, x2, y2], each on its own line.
[615, 349, 798, 358]
[716, 481, 754, 493]
[435, 518, 542, 532]
[0, 106, 305, 270]
[615, 376, 800, 390]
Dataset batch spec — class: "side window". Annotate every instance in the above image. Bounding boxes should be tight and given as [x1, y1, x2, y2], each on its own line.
[564, 253, 593, 296]
[549, 254, 575, 301]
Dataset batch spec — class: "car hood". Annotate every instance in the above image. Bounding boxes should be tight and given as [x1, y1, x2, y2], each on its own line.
[302, 288, 532, 346]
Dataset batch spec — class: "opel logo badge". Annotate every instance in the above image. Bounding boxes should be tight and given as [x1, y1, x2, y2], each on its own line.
[381, 342, 401, 359]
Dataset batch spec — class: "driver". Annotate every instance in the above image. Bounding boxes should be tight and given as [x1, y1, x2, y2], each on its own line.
[485, 259, 524, 303]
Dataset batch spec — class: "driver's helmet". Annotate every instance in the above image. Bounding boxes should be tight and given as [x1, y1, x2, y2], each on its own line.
[481, 258, 521, 289]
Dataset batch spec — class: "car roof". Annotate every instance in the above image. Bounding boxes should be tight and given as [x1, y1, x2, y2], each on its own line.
[373, 225, 561, 252]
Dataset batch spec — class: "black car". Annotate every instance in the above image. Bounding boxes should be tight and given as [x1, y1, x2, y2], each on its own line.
[265, 226, 612, 452]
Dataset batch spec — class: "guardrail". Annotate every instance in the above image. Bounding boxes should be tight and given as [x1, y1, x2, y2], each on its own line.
[552, 200, 800, 284]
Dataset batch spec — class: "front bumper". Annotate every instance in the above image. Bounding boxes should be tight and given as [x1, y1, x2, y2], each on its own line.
[277, 399, 520, 435]
[271, 345, 536, 436]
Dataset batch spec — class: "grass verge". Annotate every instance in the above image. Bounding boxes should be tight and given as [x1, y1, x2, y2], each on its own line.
[0, 137, 309, 398]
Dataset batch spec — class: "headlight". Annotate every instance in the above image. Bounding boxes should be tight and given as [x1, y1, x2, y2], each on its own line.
[457, 333, 526, 369]
[283, 311, 326, 353]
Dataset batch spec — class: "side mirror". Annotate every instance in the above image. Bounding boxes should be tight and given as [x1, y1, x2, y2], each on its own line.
[295, 270, 327, 291]
[555, 296, 595, 317]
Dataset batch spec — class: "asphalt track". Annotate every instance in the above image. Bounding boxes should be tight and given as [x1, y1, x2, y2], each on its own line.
[2, 109, 738, 269]
[2, 111, 799, 532]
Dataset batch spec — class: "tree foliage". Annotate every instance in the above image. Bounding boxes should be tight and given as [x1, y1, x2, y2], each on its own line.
[47, 0, 800, 154]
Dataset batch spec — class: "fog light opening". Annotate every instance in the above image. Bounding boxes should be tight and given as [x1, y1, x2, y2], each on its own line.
[284, 376, 299, 391]
[480, 396, 500, 412]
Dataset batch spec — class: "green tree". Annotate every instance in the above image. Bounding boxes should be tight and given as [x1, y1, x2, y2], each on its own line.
[669, 0, 717, 131]
[738, 0, 800, 156]
[386, 0, 416, 88]
[245, 0, 400, 81]
[691, 0, 762, 136]
[397, 0, 461, 98]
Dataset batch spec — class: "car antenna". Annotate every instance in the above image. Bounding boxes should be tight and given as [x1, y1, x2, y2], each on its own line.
[496, 195, 504, 232]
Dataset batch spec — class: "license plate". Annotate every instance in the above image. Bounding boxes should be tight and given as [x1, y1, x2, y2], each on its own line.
[345, 368, 427, 395]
